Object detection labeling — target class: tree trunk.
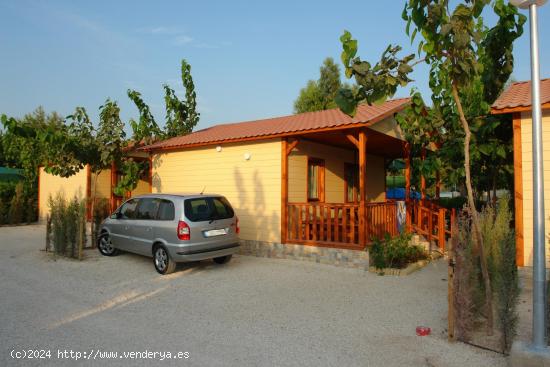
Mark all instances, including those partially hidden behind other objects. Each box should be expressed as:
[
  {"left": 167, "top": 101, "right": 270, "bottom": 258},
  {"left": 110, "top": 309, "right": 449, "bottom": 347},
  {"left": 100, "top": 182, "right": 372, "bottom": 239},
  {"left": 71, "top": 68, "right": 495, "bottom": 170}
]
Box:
[
  {"left": 90, "top": 171, "right": 101, "bottom": 248},
  {"left": 451, "top": 84, "right": 494, "bottom": 334}
]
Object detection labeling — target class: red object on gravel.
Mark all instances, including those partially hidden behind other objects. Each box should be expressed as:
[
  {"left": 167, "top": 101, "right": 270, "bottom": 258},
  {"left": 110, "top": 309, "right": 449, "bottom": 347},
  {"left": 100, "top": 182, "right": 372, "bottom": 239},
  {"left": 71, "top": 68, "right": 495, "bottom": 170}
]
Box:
[{"left": 416, "top": 326, "right": 431, "bottom": 336}]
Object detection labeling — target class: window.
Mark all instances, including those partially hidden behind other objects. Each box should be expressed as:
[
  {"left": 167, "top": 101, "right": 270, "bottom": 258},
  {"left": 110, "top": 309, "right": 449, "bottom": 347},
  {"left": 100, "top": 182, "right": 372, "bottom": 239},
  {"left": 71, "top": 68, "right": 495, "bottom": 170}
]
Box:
[
  {"left": 119, "top": 199, "right": 139, "bottom": 219},
  {"left": 345, "top": 163, "right": 360, "bottom": 203},
  {"left": 212, "top": 197, "right": 235, "bottom": 219},
  {"left": 157, "top": 199, "right": 175, "bottom": 221},
  {"left": 307, "top": 158, "right": 325, "bottom": 202},
  {"left": 135, "top": 198, "right": 159, "bottom": 220},
  {"left": 184, "top": 197, "right": 235, "bottom": 222}
]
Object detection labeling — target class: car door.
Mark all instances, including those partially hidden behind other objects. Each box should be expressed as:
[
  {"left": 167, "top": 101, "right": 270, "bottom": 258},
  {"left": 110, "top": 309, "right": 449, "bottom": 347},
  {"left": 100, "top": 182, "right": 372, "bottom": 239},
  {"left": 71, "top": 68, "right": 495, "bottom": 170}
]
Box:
[
  {"left": 110, "top": 198, "right": 139, "bottom": 251},
  {"left": 129, "top": 198, "right": 160, "bottom": 256}
]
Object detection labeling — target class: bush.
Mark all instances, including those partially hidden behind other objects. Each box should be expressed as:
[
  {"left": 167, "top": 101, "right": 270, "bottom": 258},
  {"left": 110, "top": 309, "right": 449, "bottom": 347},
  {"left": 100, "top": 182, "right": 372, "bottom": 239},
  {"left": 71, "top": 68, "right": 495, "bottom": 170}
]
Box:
[
  {"left": 92, "top": 198, "right": 110, "bottom": 246},
  {"left": 451, "top": 198, "right": 520, "bottom": 352},
  {"left": 0, "top": 199, "right": 6, "bottom": 225},
  {"left": 452, "top": 212, "right": 477, "bottom": 341},
  {"left": 370, "top": 232, "right": 427, "bottom": 269},
  {"left": 437, "top": 196, "right": 467, "bottom": 210},
  {"left": 7, "top": 182, "right": 25, "bottom": 224},
  {"left": 48, "top": 192, "right": 86, "bottom": 259}
]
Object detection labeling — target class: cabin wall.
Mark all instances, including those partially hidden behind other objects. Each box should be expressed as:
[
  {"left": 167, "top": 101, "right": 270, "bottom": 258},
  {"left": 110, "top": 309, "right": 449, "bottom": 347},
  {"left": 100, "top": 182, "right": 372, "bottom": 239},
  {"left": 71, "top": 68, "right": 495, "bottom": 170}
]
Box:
[
  {"left": 38, "top": 166, "right": 88, "bottom": 221},
  {"left": 151, "top": 139, "right": 282, "bottom": 243},
  {"left": 519, "top": 109, "right": 550, "bottom": 267}
]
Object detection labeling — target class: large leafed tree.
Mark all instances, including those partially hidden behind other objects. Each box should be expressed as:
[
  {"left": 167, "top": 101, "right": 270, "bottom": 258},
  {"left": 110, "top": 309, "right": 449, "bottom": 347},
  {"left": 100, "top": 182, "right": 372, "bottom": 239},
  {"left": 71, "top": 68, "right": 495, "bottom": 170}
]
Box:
[{"left": 336, "top": 0, "right": 525, "bottom": 333}]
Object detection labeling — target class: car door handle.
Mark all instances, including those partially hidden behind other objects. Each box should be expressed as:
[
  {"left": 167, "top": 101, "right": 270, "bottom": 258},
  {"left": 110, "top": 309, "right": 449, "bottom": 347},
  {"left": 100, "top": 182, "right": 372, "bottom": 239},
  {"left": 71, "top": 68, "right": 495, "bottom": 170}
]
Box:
[
  {"left": 146, "top": 227, "right": 152, "bottom": 232},
  {"left": 124, "top": 226, "right": 129, "bottom": 230}
]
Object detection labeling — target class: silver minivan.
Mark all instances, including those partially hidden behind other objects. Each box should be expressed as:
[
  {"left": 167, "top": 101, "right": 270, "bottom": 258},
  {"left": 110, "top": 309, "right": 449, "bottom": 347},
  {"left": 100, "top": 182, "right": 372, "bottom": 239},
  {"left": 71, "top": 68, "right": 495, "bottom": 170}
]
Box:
[{"left": 97, "top": 193, "right": 240, "bottom": 274}]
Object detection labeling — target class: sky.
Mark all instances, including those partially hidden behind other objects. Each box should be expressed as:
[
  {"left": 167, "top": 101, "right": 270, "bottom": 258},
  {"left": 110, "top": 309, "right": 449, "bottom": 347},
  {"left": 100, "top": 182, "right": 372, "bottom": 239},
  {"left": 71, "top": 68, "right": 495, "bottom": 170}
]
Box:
[{"left": 1, "top": 0, "right": 549, "bottom": 133}]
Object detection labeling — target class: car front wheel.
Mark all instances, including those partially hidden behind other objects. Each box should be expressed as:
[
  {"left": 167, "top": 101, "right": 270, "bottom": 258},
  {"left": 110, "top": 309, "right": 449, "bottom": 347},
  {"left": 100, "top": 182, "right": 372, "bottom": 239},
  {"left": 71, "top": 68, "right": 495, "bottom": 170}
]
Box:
[
  {"left": 154, "top": 245, "right": 176, "bottom": 275},
  {"left": 98, "top": 233, "right": 119, "bottom": 256}
]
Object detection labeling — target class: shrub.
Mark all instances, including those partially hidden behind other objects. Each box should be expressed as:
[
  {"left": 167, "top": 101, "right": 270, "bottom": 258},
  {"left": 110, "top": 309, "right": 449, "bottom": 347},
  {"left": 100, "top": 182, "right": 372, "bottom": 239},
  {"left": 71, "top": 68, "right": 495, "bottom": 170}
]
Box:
[
  {"left": 370, "top": 232, "right": 427, "bottom": 269},
  {"left": 451, "top": 197, "right": 520, "bottom": 352},
  {"left": 0, "top": 199, "right": 6, "bottom": 225},
  {"left": 481, "top": 198, "right": 519, "bottom": 353},
  {"left": 47, "top": 192, "right": 86, "bottom": 259},
  {"left": 92, "top": 198, "right": 110, "bottom": 246},
  {"left": 452, "top": 212, "right": 476, "bottom": 342},
  {"left": 437, "top": 196, "right": 467, "bottom": 210},
  {"left": 7, "top": 182, "right": 25, "bottom": 224}
]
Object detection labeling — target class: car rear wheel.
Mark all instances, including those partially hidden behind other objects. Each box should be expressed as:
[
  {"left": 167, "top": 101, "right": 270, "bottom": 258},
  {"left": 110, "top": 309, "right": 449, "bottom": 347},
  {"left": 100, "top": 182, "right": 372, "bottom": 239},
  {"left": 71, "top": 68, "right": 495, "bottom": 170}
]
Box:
[
  {"left": 98, "top": 233, "right": 119, "bottom": 256},
  {"left": 154, "top": 245, "right": 176, "bottom": 275},
  {"left": 213, "top": 255, "right": 232, "bottom": 265}
]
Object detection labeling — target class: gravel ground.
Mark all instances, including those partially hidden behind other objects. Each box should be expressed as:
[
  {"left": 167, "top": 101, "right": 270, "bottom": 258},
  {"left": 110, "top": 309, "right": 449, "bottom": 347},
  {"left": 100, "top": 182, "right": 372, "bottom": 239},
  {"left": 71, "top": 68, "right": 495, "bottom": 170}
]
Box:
[{"left": 0, "top": 225, "right": 506, "bottom": 367}]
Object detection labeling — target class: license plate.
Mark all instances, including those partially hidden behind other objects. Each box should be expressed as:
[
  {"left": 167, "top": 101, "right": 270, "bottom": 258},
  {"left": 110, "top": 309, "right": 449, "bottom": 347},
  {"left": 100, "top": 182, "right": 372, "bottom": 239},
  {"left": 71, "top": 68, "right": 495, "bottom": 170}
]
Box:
[{"left": 203, "top": 228, "right": 227, "bottom": 237}]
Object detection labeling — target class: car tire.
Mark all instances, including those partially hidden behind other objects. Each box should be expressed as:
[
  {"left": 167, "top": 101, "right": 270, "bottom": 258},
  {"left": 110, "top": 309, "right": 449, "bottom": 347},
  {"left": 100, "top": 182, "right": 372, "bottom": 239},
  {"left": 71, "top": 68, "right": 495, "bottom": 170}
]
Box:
[
  {"left": 153, "top": 245, "right": 176, "bottom": 275},
  {"left": 213, "top": 254, "right": 232, "bottom": 265},
  {"left": 98, "top": 232, "right": 119, "bottom": 256}
]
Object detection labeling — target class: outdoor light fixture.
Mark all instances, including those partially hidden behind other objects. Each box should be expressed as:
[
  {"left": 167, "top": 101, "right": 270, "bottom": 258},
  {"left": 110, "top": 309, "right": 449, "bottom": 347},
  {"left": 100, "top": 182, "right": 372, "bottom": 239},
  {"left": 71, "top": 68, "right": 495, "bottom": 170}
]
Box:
[
  {"left": 509, "top": 0, "right": 548, "bottom": 354},
  {"left": 510, "top": 0, "right": 547, "bottom": 8},
  {"left": 244, "top": 153, "right": 251, "bottom": 161},
  {"left": 216, "top": 146, "right": 222, "bottom": 152}
]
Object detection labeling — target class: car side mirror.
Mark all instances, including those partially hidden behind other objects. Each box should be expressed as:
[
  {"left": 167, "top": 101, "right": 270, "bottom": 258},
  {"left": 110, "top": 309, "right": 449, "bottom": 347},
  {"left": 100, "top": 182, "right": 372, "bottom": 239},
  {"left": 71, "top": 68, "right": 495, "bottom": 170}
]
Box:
[{"left": 110, "top": 212, "right": 121, "bottom": 219}]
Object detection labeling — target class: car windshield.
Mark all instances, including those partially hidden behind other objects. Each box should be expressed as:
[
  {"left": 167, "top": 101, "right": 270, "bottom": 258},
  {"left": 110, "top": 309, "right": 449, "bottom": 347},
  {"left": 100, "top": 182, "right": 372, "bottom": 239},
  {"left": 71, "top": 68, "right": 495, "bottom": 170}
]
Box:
[{"left": 184, "top": 197, "right": 234, "bottom": 222}]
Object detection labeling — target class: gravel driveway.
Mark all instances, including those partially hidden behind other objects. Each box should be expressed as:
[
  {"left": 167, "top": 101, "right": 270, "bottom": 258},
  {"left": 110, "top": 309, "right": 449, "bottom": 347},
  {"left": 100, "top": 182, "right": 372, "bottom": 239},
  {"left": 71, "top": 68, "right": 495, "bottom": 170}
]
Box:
[{"left": 0, "top": 225, "right": 505, "bottom": 367}]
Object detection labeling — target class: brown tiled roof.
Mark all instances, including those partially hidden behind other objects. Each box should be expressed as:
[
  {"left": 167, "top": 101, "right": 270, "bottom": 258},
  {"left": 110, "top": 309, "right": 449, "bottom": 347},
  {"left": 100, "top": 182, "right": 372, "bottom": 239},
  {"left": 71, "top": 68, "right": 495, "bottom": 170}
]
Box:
[
  {"left": 142, "top": 98, "right": 410, "bottom": 151},
  {"left": 492, "top": 78, "right": 550, "bottom": 113}
]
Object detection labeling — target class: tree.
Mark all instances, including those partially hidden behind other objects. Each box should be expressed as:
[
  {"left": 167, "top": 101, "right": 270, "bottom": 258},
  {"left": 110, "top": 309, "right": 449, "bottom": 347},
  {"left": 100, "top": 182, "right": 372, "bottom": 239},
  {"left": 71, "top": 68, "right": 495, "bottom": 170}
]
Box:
[
  {"left": 164, "top": 59, "right": 200, "bottom": 138},
  {"left": 336, "top": 0, "right": 525, "bottom": 333},
  {"left": 127, "top": 90, "right": 163, "bottom": 146},
  {"left": 294, "top": 57, "right": 347, "bottom": 113}
]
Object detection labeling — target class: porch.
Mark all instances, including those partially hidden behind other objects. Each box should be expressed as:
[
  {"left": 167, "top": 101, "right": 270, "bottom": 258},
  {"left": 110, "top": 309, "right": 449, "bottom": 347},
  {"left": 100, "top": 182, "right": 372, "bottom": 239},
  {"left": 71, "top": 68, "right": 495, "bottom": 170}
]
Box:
[{"left": 280, "top": 127, "right": 454, "bottom": 251}]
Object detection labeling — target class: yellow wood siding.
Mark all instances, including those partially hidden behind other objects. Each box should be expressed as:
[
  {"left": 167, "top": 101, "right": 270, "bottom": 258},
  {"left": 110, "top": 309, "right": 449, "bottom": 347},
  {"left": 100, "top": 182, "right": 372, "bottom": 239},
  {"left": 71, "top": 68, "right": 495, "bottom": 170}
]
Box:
[
  {"left": 90, "top": 169, "right": 111, "bottom": 199},
  {"left": 38, "top": 166, "right": 88, "bottom": 221},
  {"left": 131, "top": 177, "right": 151, "bottom": 196},
  {"left": 520, "top": 110, "right": 550, "bottom": 267},
  {"left": 151, "top": 139, "right": 281, "bottom": 243},
  {"left": 288, "top": 140, "right": 386, "bottom": 203}
]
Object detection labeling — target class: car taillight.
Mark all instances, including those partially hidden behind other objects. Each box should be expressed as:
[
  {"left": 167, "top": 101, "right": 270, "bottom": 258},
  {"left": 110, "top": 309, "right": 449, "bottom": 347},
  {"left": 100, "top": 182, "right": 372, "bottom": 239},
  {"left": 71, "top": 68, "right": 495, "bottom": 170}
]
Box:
[
  {"left": 235, "top": 217, "right": 240, "bottom": 234},
  {"left": 177, "top": 221, "right": 190, "bottom": 240}
]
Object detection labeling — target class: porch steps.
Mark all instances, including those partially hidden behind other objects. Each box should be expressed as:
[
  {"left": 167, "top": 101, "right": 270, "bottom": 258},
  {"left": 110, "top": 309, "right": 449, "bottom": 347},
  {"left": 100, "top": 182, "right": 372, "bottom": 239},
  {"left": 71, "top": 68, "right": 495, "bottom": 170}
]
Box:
[{"left": 411, "top": 234, "right": 445, "bottom": 257}]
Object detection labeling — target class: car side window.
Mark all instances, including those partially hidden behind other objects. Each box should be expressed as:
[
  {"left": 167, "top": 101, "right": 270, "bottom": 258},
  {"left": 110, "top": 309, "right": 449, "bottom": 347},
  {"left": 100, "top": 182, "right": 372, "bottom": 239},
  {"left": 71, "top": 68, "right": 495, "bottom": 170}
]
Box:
[
  {"left": 135, "top": 198, "right": 159, "bottom": 220},
  {"left": 120, "top": 199, "right": 139, "bottom": 219},
  {"left": 157, "top": 199, "right": 175, "bottom": 221}
]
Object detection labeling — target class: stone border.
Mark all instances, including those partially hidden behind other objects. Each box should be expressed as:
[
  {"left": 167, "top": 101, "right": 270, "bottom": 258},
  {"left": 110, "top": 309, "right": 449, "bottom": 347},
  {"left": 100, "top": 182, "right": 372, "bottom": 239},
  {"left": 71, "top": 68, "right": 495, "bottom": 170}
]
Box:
[{"left": 238, "top": 240, "right": 370, "bottom": 269}]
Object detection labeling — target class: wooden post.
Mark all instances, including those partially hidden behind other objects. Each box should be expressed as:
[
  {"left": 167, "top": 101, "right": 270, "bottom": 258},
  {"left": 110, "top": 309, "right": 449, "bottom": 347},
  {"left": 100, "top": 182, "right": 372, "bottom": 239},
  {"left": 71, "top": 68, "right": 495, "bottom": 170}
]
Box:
[
  {"left": 358, "top": 130, "right": 367, "bottom": 247},
  {"left": 281, "top": 138, "right": 289, "bottom": 244},
  {"left": 110, "top": 162, "right": 117, "bottom": 212},
  {"left": 438, "top": 208, "right": 445, "bottom": 250},
  {"left": 435, "top": 171, "right": 441, "bottom": 199},
  {"left": 78, "top": 214, "right": 84, "bottom": 261},
  {"left": 420, "top": 148, "right": 426, "bottom": 200},
  {"left": 448, "top": 219, "right": 457, "bottom": 341},
  {"left": 405, "top": 144, "right": 412, "bottom": 232}
]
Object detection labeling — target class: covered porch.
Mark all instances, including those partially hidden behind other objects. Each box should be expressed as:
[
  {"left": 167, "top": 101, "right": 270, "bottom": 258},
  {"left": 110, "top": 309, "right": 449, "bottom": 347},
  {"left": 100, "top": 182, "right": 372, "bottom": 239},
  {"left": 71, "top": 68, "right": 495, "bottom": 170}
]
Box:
[{"left": 280, "top": 127, "right": 454, "bottom": 251}]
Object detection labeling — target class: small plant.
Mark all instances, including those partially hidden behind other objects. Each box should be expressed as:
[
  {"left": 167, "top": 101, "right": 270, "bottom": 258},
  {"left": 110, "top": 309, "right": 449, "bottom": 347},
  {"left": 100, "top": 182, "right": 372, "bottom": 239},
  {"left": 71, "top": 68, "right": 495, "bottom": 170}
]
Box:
[
  {"left": 92, "top": 198, "right": 110, "bottom": 246},
  {"left": 25, "top": 197, "right": 37, "bottom": 223},
  {"left": 48, "top": 192, "right": 87, "bottom": 259},
  {"left": 0, "top": 199, "right": 6, "bottom": 225},
  {"left": 452, "top": 212, "right": 476, "bottom": 342},
  {"left": 370, "top": 232, "right": 427, "bottom": 270},
  {"left": 45, "top": 214, "right": 52, "bottom": 251},
  {"left": 7, "top": 182, "right": 24, "bottom": 224}
]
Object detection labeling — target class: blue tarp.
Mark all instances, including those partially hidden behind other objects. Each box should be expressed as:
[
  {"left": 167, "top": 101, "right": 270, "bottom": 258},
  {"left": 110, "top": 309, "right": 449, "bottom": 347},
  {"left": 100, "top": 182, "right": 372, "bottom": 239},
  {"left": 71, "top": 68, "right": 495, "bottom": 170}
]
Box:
[{"left": 386, "top": 188, "right": 421, "bottom": 200}]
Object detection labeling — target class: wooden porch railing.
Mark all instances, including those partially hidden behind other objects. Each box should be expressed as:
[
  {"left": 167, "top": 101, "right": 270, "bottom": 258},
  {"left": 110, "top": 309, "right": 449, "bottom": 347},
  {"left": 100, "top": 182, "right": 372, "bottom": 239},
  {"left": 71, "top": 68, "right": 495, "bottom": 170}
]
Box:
[
  {"left": 406, "top": 199, "right": 456, "bottom": 250},
  {"left": 286, "top": 201, "right": 398, "bottom": 249}
]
